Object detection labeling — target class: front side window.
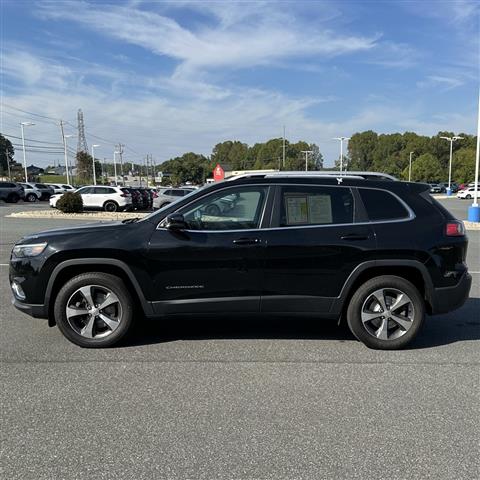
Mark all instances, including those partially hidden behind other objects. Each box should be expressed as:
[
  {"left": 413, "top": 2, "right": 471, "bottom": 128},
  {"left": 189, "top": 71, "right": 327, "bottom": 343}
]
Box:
[
  {"left": 359, "top": 188, "right": 409, "bottom": 221},
  {"left": 179, "top": 186, "right": 268, "bottom": 231},
  {"left": 279, "top": 185, "right": 354, "bottom": 227}
]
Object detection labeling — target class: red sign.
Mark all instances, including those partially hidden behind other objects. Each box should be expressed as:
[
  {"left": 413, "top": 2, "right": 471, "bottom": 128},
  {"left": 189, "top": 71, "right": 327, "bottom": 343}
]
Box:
[{"left": 213, "top": 164, "right": 225, "bottom": 181}]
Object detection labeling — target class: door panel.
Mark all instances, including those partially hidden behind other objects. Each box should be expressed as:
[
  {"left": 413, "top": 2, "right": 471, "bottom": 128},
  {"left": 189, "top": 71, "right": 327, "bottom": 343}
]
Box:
[
  {"left": 261, "top": 185, "right": 376, "bottom": 314},
  {"left": 146, "top": 185, "right": 271, "bottom": 314}
]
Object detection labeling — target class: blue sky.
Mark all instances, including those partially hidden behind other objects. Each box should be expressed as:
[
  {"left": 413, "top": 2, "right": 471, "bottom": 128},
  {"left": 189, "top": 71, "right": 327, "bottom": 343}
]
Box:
[{"left": 1, "top": 0, "right": 478, "bottom": 168}]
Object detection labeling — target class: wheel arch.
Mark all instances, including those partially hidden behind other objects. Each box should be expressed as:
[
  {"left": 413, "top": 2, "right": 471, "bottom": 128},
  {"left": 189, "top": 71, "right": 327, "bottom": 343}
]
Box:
[
  {"left": 45, "top": 258, "right": 153, "bottom": 326},
  {"left": 332, "top": 260, "right": 434, "bottom": 320}
]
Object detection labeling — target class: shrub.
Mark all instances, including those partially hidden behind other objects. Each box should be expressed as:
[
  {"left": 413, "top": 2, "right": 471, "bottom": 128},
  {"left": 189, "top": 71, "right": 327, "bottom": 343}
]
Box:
[{"left": 56, "top": 191, "right": 83, "bottom": 213}]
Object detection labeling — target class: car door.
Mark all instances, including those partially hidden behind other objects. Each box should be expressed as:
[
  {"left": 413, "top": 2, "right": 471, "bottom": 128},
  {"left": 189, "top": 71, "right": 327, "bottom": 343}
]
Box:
[
  {"left": 76, "top": 187, "right": 95, "bottom": 207},
  {"left": 261, "top": 184, "right": 376, "bottom": 314},
  {"left": 146, "top": 184, "right": 272, "bottom": 315}
]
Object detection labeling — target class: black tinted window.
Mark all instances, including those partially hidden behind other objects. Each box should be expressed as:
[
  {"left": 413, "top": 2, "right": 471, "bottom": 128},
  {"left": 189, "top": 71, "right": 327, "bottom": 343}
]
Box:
[
  {"left": 359, "top": 189, "right": 409, "bottom": 221},
  {"left": 171, "top": 190, "right": 184, "bottom": 197},
  {"left": 0, "top": 182, "right": 15, "bottom": 187},
  {"left": 94, "top": 187, "right": 114, "bottom": 194},
  {"left": 279, "top": 186, "right": 354, "bottom": 226},
  {"left": 35, "top": 184, "right": 47, "bottom": 189}
]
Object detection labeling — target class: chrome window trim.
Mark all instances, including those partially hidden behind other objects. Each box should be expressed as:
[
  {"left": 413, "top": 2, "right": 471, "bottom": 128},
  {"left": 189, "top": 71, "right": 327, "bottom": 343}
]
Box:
[{"left": 156, "top": 182, "right": 415, "bottom": 232}]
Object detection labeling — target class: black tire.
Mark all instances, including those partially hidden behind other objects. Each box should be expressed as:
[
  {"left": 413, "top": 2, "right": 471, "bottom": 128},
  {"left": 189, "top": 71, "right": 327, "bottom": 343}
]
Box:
[
  {"left": 466, "top": 194, "right": 472, "bottom": 199},
  {"left": 206, "top": 204, "right": 221, "bottom": 216},
  {"left": 7, "top": 193, "right": 19, "bottom": 203},
  {"left": 104, "top": 201, "right": 118, "bottom": 212},
  {"left": 346, "top": 275, "right": 425, "bottom": 350},
  {"left": 54, "top": 272, "right": 133, "bottom": 348},
  {"left": 26, "top": 193, "right": 37, "bottom": 202}
]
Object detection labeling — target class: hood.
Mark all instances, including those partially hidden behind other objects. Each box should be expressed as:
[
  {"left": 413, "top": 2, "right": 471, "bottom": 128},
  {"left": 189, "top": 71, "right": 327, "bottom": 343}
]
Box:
[{"left": 19, "top": 221, "right": 125, "bottom": 243}]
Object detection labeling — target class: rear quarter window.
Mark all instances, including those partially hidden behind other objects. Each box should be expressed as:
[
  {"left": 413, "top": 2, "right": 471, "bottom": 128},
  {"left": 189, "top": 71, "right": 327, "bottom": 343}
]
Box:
[{"left": 359, "top": 188, "right": 410, "bottom": 221}]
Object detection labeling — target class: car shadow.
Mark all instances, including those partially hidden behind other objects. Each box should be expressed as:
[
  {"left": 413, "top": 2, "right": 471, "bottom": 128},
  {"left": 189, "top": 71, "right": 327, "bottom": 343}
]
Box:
[{"left": 121, "top": 297, "right": 480, "bottom": 349}]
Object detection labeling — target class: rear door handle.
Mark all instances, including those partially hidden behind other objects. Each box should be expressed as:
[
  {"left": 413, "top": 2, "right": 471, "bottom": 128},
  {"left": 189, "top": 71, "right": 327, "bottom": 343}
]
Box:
[
  {"left": 233, "top": 238, "right": 260, "bottom": 245},
  {"left": 340, "top": 234, "right": 369, "bottom": 241}
]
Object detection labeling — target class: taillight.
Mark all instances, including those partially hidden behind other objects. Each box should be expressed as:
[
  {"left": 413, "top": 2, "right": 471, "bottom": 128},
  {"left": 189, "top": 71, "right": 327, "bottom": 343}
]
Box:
[{"left": 446, "top": 222, "right": 465, "bottom": 236}]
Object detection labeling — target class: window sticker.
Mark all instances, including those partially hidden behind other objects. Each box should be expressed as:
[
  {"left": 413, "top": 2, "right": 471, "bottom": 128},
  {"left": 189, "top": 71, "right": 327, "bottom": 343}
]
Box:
[
  {"left": 308, "top": 195, "right": 332, "bottom": 224},
  {"left": 285, "top": 196, "right": 308, "bottom": 224}
]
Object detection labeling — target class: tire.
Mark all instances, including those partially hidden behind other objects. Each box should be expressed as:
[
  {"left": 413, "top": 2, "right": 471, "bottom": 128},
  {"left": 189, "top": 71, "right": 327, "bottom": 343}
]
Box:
[
  {"left": 466, "top": 194, "right": 472, "bottom": 199},
  {"left": 160, "top": 202, "right": 171, "bottom": 209},
  {"left": 7, "top": 193, "right": 19, "bottom": 203},
  {"left": 346, "top": 275, "right": 425, "bottom": 350},
  {"left": 206, "top": 204, "right": 221, "bottom": 216},
  {"left": 26, "top": 193, "right": 37, "bottom": 202},
  {"left": 54, "top": 272, "right": 133, "bottom": 348},
  {"left": 104, "top": 201, "right": 118, "bottom": 212}
]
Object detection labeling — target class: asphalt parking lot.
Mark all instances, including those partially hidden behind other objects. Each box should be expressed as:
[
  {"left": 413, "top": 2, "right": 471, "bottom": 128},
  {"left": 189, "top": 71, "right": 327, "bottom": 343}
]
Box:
[{"left": 1, "top": 199, "right": 479, "bottom": 480}]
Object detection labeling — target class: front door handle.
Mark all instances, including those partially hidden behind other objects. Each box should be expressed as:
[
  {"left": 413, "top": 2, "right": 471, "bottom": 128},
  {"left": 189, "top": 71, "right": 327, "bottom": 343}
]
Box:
[
  {"left": 233, "top": 238, "right": 260, "bottom": 245},
  {"left": 340, "top": 233, "right": 369, "bottom": 241}
]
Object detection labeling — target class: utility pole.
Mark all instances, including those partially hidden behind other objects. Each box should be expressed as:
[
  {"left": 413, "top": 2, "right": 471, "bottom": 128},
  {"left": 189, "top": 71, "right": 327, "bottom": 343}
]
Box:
[
  {"left": 91, "top": 144, "right": 100, "bottom": 185},
  {"left": 59, "top": 120, "right": 72, "bottom": 185},
  {"left": 116, "top": 144, "right": 125, "bottom": 186},
  {"left": 282, "top": 125, "right": 286, "bottom": 168},
  {"left": 152, "top": 156, "right": 156, "bottom": 185},
  {"left": 408, "top": 151, "right": 414, "bottom": 182},
  {"left": 5, "top": 152, "right": 11, "bottom": 180},
  {"left": 113, "top": 149, "right": 118, "bottom": 186},
  {"left": 20, "top": 121, "right": 35, "bottom": 182}
]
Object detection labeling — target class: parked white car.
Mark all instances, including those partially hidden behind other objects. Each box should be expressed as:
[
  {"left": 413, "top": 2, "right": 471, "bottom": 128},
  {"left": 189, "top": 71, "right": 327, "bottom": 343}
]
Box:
[
  {"left": 153, "top": 187, "right": 195, "bottom": 210},
  {"left": 457, "top": 187, "right": 477, "bottom": 199},
  {"left": 50, "top": 185, "right": 132, "bottom": 212},
  {"left": 46, "top": 183, "right": 75, "bottom": 194}
]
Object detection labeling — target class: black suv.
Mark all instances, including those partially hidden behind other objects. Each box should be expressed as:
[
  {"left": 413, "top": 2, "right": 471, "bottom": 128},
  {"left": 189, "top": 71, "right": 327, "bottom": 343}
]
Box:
[{"left": 10, "top": 174, "right": 471, "bottom": 349}]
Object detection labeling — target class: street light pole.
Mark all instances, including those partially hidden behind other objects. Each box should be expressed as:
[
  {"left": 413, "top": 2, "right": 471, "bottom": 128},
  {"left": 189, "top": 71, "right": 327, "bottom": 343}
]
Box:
[
  {"left": 409, "top": 151, "right": 414, "bottom": 182},
  {"left": 333, "top": 137, "right": 350, "bottom": 173},
  {"left": 301, "top": 150, "right": 313, "bottom": 171},
  {"left": 282, "top": 125, "right": 286, "bottom": 168},
  {"left": 91, "top": 144, "right": 100, "bottom": 185},
  {"left": 20, "top": 122, "right": 34, "bottom": 182},
  {"left": 440, "top": 135, "right": 463, "bottom": 195}
]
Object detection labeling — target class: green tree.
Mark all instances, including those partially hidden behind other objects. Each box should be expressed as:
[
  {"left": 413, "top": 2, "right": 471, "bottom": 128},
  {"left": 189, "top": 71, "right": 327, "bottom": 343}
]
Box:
[
  {"left": 0, "top": 133, "right": 15, "bottom": 175},
  {"left": 452, "top": 148, "right": 476, "bottom": 184},
  {"left": 347, "top": 131, "right": 378, "bottom": 171},
  {"left": 211, "top": 141, "right": 249, "bottom": 170},
  {"left": 159, "top": 152, "right": 209, "bottom": 185},
  {"left": 76, "top": 151, "right": 93, "bottom": 184},
  {"left": 403, "top": 153, "right": 443, "bottom": 182}
]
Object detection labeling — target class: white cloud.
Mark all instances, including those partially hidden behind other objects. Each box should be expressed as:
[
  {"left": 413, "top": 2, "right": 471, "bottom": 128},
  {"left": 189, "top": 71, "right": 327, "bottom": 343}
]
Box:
[
  {"left": 417, "top": 75, "right": 464, "bottom": 90},
  {"left": 37, "top": 1, "right": 378, "bottom": 74}
]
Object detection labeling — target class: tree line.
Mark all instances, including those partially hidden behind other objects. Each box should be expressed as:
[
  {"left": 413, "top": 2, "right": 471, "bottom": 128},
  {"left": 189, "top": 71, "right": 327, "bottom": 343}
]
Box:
[{"left": 1, "top": 131, "right": 477, "bottom": 185}]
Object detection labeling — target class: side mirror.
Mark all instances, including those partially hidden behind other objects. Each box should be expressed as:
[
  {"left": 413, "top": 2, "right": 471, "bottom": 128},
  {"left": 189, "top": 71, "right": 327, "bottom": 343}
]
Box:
[{"left": 165, "top": 213, "right": 187, "bottom": 230}]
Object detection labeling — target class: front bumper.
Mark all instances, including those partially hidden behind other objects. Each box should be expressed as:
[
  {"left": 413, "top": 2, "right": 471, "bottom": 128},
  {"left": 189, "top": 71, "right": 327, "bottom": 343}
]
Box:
[
  {"left": 430, "top": 272, "right": 472, "bottom": 314},
  {"left": 12, "top": 297, "right": 48, "bottom": 319}
]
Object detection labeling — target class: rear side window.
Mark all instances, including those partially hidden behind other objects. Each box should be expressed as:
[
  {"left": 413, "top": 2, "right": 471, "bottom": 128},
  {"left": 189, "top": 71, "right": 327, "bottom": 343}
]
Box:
[
  {"left": 359, "top": 188, "right": 409, "bottom": 221},
  {"left": 94, "top": 187, "right": 114, "bottom": 194},
  {"left": 279, "top": 186, "right": 354, "bottom": 226},
  {"left": 0, "top": 182, "right": 15, "bottom": 187}
]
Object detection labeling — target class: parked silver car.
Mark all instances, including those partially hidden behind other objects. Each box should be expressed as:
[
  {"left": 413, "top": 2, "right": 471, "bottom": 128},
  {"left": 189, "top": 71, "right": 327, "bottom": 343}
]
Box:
[{"left": 153, "top": 187, "right": 195, "bottom": 209}]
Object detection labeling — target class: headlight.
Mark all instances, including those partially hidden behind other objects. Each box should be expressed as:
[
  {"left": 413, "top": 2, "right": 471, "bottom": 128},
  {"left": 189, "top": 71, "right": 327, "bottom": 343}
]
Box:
[{"left": 12, "top": 242, "right": 48, "bottom": 258}]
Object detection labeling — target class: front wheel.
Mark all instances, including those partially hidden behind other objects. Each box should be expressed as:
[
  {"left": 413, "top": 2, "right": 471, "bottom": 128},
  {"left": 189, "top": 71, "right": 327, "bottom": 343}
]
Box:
[
  {"left": 26, "top": 193, "right": 37, "bottom": 202},
  {"left": 54, "top": 273, "right": 133, "bottom": 348},
  {"left": 347, "top": 275, "right": 425, "bottom": 350},
  {"left": 466, "top": 194, "right": 472, "bottom": 199},
  {"left": 104, "top": 201, "right": 118, "bottom": 212}
]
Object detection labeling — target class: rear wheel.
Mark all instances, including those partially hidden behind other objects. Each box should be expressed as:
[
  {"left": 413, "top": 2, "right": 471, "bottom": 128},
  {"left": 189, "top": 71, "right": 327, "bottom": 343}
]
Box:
[
  {"left": 466, "top": 194, "right": 472, "bottom": 199},
  {"left": 104, "top": 201, "right": 118, "bottom": 212},
  {"left": 54, "top": 273, "right": 133, "bottom": 348},
  {"left": 347, "top": 275, "right": 425, "bottom": 350},
  {"left": 26, "top": 193, "right": 37, "bottom": 202}
]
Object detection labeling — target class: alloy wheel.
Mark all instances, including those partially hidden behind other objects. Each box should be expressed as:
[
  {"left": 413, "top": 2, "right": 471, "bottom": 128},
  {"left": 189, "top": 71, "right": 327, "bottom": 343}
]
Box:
[
  {"left": 360, "top": 288, "right": 415, "bottom": 341},
  {"left": 66, "top": 285, "right": 122, "bottom": 339}
]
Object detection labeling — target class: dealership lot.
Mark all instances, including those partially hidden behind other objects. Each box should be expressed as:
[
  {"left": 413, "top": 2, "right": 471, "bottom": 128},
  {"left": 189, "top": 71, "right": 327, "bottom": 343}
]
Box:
[{"left": 1, "top": 199, "right": 479, "bottom": 479}]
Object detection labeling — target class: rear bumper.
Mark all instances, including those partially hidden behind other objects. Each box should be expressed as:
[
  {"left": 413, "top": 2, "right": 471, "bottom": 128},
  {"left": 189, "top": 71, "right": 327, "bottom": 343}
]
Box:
[
  {"left": 430, "top": 272, "right": 472, "bottom": 314},
  {"left": 12, "top": 297, "right": 48, "bottom": 319}
]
